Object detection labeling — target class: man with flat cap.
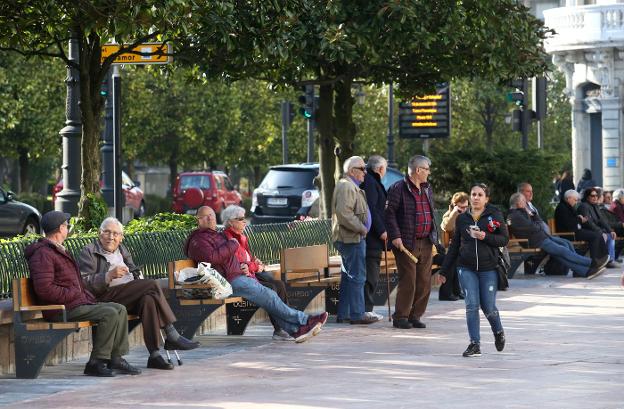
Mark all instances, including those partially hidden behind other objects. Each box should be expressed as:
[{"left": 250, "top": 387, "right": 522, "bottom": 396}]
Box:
[{"left": 24, "top": 211, "right": 141, "bottom": 377}]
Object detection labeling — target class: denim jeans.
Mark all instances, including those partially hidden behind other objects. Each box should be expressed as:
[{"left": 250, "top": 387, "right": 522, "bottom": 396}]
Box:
[
  {"left": 606, "top": 233, "right": 616, "bottom": 262},
  {"left": 335, "top": 240, "right": 366, "bottom": 321},
  {"left": 231, "top": 275, "right": 308, "bottom": 335},
  {"left": 540, "top": 236, "right": 591, "bottom": 276},
  {"left": 457, "top": 268, "right": 503, "bottom": 344}
]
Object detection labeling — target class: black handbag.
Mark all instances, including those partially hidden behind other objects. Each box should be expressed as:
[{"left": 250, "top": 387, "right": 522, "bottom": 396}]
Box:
[{"left": 496, "top": 247, "right": 510, "bottom": 291}]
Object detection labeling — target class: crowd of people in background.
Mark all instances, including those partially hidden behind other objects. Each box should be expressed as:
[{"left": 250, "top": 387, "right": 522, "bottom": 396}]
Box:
[{"left": 23, "top": 158, "right": 624, "bottom": 378}]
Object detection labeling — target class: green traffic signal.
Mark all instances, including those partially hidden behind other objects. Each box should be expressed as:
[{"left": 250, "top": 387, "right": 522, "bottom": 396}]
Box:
[{"left": 299, "top": 107, "right": 312, "bottom": 119}]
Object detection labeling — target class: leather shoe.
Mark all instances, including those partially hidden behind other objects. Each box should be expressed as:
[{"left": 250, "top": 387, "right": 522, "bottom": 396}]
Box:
[
  {"left": 410, "top": 318, "right": 426, "bottom": 328},
  {"left": 350, "top": 315, "right": 379, "bottom": 325},
  {"left": 164, "top": 336, "right": 201, "bottom": 351},
  {"left": 392, "top": 318, "right": 412, "bottom": 329},
  {"left": 439, "top": 294, "right": 460, "bottom": 301},
  {"left": 110, "top": 357, "right": 142, "bottom": 375},
  {"left": 147, "top": 355, "right": 174, "bottom": 370},
  {"left": 84, "top": 360, "right": 114, "bottom": 377}
]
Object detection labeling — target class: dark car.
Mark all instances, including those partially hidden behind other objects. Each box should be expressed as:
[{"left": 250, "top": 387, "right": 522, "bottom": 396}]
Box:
[
  {"left": 251, "top": 163, "right": 319, "bottom": 224},
  {"left": 0, "top": 188, "right": 41, "bottom": 237},
  {"left": 171, "top": 171, "right": 242, "bottom": 220}
]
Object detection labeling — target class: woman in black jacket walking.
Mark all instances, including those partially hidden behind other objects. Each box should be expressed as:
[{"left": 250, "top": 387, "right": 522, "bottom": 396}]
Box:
[{"left": 439, "top": 183, "right": 509, "bottom": 357}]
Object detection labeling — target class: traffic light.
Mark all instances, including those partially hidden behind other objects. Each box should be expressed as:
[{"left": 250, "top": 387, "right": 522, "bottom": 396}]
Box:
[
  {"left": 100, "top": 77, "right": 109, "bottom": 97},
  {"left": 506, "top": 78, "right": 527, "bottom": 108},
  {"left": 298, "top": 85, "right": 315, "bottom": 119},
  {"left": 287, "top": 102, "right": 296, "bottom": 125}
]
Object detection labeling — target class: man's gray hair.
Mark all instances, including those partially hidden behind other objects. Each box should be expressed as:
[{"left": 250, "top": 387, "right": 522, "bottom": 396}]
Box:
[
  {"left": 367, "top": 155, "right": 387, "bottom": 172},
  {"left": 564, "top": 189, "right": 579, "bottom": 200},
  {"left": 99, "top": 217, "right": 124, "bottom": 233},
  {"left": 407, "top": 155, "right": 431, "bottom": 175},
  {"left": 343, "top": 156, "right": 364, "bottom": 174},
  {"left": 613, "top": 188, "right": 624, "bottom": 201},
  {"left": 509, "top": 192, "right": 525, "bottom": 209},
  {"left": 517, "top": 182, "right": 531, "bottom": 192},
  {"left": 221, "top": 205, "right": 246, "bottom": 227}
]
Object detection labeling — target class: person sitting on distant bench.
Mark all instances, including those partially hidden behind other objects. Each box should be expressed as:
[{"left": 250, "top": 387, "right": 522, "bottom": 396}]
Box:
[
  {"left": 78, "top": 217, "right": 200, "bottom": 371},
  {"left": 185, "top": 206, "right": 328, "bottom": 343},
  {"left": 507, "top": 193, "right": 607, "bottom": 279},
  {"left": 578, "top": 187, "right": 620, "bottom": 268},
  {"left": 554, "top": 189, "right": 609, "bottom": 267}
]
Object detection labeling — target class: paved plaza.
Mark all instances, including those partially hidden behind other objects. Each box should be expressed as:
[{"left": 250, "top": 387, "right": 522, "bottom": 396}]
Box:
[{"left": 1, "top": 270, "right": 623, "bottom": 409}]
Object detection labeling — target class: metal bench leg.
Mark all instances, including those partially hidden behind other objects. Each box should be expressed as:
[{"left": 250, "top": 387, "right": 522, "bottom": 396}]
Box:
[
  {"left": 14, "top": 325, "right": 75, "bottom": 379},
  {"left": 226, "top": 300, "right": 260, "bottom": 335},
  {"left": 167, "top": 291, "right": 223, "bottom": 339},
  {"left": 373, "top": 271, "right": 398, "bottom": 307},
  {"left": 285, "top": 285, "right": 325, "bottom": 312}
]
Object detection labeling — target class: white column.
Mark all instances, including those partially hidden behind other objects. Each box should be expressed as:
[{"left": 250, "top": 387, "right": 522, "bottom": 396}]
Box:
[
  {"left": 600, "top": 97, "right": 622, "bottom": 189},
  {"left": 571, "top": 97, "right": 590, "bottom": 185}
]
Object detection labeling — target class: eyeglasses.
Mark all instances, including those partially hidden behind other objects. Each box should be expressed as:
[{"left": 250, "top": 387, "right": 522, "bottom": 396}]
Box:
[
  {"left": 101, "top": 229, "right": 122, "bottom": 238},
  {"left": 589, "top": 194, "right": 599, "bottom": 197},
  {"left": 233, "top": 217, "right": 246, "bottom": 222},
  {"left": 352, "top": 167, "right": 366, "bottom": 172},
  {"left": 418, "top": 167, "right": 430, "bottom": 172}
]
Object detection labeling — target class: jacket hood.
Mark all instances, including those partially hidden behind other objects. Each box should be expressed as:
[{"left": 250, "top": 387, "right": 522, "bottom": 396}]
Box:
[
  {"left": 582, "top": 168, "right": 592, "bottom": 180},
  {"left": 24, "top": 238, "right": 55, "bottom": 260}
]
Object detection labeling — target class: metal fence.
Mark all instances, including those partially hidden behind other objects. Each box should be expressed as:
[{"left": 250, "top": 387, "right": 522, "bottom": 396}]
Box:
[{"left": 0, "top": 219, "right": 337, "bottom": 300}]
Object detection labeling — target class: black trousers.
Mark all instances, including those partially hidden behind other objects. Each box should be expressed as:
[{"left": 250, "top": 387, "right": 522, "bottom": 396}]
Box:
[
  {"left": 573, "top": 229, "right": 607, "bottom": 262},
  {"left": 256, "top": 271, "right": 289, "bottom": 331}
]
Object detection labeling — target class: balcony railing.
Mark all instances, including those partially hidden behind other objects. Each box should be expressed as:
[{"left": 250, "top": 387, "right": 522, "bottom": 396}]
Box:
[{"left": 544, "top": 4, "right": 624, "bottom": 52}]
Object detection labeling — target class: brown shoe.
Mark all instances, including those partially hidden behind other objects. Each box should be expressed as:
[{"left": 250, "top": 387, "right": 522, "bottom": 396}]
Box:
[{"left": 350, "top": 315, "right": 379, "bottom": 325}]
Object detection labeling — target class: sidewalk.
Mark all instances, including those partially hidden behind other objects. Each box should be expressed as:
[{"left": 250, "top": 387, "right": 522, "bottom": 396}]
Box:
[{"left": 1, "top": 270, "right": 623, "bottom": 409}]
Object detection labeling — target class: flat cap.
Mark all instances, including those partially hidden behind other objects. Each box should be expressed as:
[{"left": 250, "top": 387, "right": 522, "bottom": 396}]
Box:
[{"left": 41, "top": 211, "right": 71, "bottom": 234}]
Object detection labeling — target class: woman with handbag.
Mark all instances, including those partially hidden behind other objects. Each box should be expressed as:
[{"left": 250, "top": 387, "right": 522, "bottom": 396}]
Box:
[{"left": 438, "top": 183, "right": 509, "bottom": 357}]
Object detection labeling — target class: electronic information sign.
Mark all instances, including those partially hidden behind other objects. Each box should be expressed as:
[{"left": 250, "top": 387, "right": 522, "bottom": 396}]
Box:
[{"left": 398, "top": 84, "right": 450, "bottom": 139}]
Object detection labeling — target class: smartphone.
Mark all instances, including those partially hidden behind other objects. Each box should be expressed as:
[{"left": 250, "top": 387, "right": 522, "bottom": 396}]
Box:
[{"left": 467, "top": 225, "right": 480, "bottom": 238}]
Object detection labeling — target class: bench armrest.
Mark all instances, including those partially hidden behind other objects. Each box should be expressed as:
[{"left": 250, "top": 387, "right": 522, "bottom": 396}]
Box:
[{"left": 20, "top": 304, "right": 66, "bottom": 312}]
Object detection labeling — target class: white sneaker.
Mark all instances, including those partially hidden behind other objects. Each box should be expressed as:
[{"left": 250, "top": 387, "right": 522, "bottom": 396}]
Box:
[
  {"left": 272, "top": 329, "right": 294, "bottom": 341},
  {"left": 365, "top": 311, "right": 384, "bottom": 321}
]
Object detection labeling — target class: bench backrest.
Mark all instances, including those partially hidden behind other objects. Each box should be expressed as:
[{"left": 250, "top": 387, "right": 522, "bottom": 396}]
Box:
[
  {"left": 280, "top": 244, "right": 329, "bottom": 280},
  {"left": 167, "top": 259, "right": 198, "bottom": 289},
  {"left": 11, "top": 278, "right": 35, "bottom": 312}
]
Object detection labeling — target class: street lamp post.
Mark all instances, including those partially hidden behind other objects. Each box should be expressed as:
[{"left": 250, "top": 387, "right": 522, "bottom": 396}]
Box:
[
  {"left": 55, "top": 32, "right": 81, "bottom": 215},
  {"left": 387, "top": 82, "right": 397, "bottom": 169}
]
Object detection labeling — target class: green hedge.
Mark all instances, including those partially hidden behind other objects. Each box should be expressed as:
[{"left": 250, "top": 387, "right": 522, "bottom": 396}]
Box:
[
  {"left": 430, "top": 147, "right": 566, "bottom": 219},
  {"left": 144, "top": 194, "right": 172, "bottom": 216}
]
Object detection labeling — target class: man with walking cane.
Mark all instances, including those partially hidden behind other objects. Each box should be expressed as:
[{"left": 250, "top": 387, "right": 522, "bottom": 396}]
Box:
[{"left": 385, "top": 155, "right": 440, "bottom": 329}]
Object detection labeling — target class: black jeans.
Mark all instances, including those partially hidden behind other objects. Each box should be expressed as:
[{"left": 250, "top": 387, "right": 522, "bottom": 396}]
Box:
[{"left": 364, "top": 249, "right": 382, "bottom": 312}]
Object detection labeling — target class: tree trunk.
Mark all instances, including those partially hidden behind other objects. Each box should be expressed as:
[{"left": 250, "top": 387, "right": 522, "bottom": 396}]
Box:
[
  {"left": 77, "top": 30, "right": 104, "bottom": 220},
  {"left": 168, "top": 141, "right": 179, "bottom": 197},
  {"left": 333, "top": 77, "right": 357, "bottom": 177},
  {"left": 317, "top": 83, "right": 336, "bottom": 219},
  {"left": 17, "top": 146, "right": 30, "bottom": 193}
]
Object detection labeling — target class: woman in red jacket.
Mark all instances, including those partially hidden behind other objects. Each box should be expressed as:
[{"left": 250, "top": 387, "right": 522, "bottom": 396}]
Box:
[{"left": 222, "top": 205, "right": 292, "bottom": 341}]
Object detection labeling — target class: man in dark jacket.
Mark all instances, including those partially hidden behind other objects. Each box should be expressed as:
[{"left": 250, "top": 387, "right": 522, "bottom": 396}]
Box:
[
  {"left": 579, "top": 187, "right": 619, "bottom": 268},
  {"left": 24, "top": 211, "right": 141, "bottom": 377},
  {"left": 360, "top": 155, "right": 388, "bottom": 320},
  {"left": 384, "top": 155, "right": 438, "bottom": 329},
  {"left": 185, "top": 206, "right": 327, "bottom": 343},
  {"left": 554, "top": 190, "right": 608, "bottom": 266},
  {"left": 78, "top": 217, "right": 199, "bottom": 371},
  {"left": 507, "top": 194, "right": 606, "bottom": 279}
]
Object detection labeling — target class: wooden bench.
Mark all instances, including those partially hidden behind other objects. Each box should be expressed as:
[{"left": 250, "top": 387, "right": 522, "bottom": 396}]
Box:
[
  {"left": 506, "top": 238, "right": 549, "bottom": 278},
  {"left": 167, "top": 259, "right": 248, "bottom": 337},
  {"left": 12, "top": 278, "right": 140, "bottom": 379}
]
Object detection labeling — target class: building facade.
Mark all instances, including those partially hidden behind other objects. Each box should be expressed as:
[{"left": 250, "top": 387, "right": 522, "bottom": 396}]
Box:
[{"left": 544, "top": 0, "right": 624, "bottom": 190}]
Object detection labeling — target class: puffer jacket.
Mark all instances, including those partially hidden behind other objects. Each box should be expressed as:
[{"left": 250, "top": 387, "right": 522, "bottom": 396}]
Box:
[
  {"left": 331, "top": 177, "right": 369, "bottom": 243},
  {"left": 77, "top": 240, "right": 140, "bottom": 297},
  {"left": 440, "top": 204, "right": 509, "bottom": 275},
  {"left": 184, "top": 227, "right": 243, "bottom": 283},
  {"left": 24, "top": 238, "right": 96, "bottom": 320}
]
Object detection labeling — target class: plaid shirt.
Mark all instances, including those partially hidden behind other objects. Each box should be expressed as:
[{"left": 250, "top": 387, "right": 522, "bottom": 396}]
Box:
[{"left": 409, "top": 184, "right": 432, "bottom": 238}]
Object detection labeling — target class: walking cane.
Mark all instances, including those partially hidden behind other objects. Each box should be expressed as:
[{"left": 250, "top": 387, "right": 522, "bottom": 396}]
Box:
[
  {"left": 160, "top": 331, "right": 182, "bottom": 366},
  {"left": 384, "top": 239, "right": 391, "bottom": 322}
]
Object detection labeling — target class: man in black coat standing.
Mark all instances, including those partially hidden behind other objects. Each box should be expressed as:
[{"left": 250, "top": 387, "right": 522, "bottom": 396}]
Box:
[{"left": 360, "top": 155, "right": 388, "bottom": 321}]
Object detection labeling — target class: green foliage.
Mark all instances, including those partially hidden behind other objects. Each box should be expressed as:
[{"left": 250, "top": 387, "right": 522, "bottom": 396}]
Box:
[
  {"left": 16, "top": 192, "right": 51, "bottom": 214},
  {"left": 72, "top": 193, "right": 108, "bottom": 233},
  {"left": 144, "top": 194, "right": 172, "bottom": 216},
  {"left": 241, "top": 197, "right": 253, "bottom": 214},
  {"left": 430, "top": 146, "right": 566, "bottom": 218},
  {"left": 125, "top": 212, "right": 196, "bottom": 234}
]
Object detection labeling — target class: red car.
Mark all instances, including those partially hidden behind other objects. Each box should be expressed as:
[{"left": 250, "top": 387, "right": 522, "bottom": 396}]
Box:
[
  {"left": 52, "top": 170, "right": 146, "bottom": 217},
  {"left": 171, "top": 171, "right": 242, "bottom": 220}
]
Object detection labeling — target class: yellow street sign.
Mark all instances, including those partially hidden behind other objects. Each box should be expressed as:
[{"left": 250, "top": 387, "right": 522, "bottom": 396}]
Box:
[{"left": 101, "top": 43, "right": 173, "bottom": 65}]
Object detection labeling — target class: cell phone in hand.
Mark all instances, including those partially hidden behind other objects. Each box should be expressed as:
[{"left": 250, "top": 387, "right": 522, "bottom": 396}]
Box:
[{"left": 467, "top": 225, "right": 480, "bottom": 238}]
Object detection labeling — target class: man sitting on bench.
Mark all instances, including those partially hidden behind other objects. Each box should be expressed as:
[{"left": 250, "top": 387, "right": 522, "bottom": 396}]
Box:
[
  {"left": 24, "top": 211, "right": 141, "bottom": 377},
  {"left": 185, "top": 206, "right": 327, "bottom": 343},
  {"left": 507, "top": 193, "right": 607, "bottom": 279},
  {"left": 78, "top": 217, "right": 200, "bottom": 371}
]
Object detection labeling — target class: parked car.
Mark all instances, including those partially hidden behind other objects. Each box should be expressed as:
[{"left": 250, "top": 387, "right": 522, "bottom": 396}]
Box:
[
  {"left": 0, "top": 188, "right": 41, "bottom": 237},
  {"left": 382, "top": 167, "right": 404, "bottom": 190},
  {"left": 52, "top": 170, "right": 146, "bottom": 217},
  {"left": 251, "top": 163, "right": 319, "bottom": 224},
  {"left": 171, "top": 171, "right": 242, "bottom": 220}
]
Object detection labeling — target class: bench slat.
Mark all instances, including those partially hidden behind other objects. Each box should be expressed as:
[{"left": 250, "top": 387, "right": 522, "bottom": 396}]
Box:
[{"left": 20, "top": 305, "right": 65, "bottom": 312}]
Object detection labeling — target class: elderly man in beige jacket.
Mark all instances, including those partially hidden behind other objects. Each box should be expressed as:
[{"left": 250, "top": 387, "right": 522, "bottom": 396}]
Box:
[{"left": 332, "top": 156, "right": 379, "bottom": 325}]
